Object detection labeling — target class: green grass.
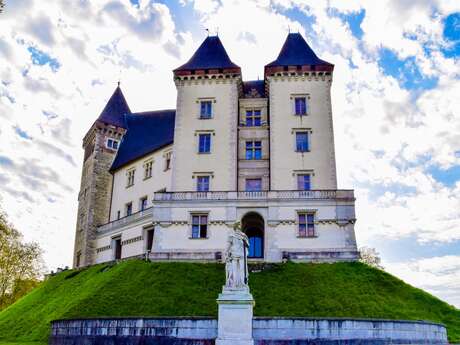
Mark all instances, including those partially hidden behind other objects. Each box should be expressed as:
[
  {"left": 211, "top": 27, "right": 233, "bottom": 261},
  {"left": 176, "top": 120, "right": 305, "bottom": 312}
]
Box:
[{"left": 0, "top": 260, "right": 458, "bottom": 343}]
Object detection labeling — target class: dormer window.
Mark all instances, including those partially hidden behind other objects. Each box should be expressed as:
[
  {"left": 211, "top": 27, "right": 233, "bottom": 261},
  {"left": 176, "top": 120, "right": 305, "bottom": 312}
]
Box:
[
  {"left": 107, "top": 138, "right": 119, "bottom": 150},
  {"left": 200, "top": 100, "right": 213, "bottom": 119}
]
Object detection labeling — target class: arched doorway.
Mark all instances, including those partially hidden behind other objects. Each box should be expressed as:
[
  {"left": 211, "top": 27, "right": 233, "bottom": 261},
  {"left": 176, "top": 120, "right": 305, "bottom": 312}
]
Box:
[{"left": 241, "top": 212, "right": 264, "bottom": 259}]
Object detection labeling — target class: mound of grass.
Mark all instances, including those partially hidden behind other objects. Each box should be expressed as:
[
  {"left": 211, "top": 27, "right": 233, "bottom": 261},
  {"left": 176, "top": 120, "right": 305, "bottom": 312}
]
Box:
[{"left": 0, "top": 260, "right": 458, "bottom": 343}]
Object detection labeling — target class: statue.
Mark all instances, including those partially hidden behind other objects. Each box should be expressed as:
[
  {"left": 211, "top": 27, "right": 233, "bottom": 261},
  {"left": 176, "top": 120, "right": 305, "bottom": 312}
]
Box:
[{"left": 225, "top": 221, "right": 249, "bottom": 289}]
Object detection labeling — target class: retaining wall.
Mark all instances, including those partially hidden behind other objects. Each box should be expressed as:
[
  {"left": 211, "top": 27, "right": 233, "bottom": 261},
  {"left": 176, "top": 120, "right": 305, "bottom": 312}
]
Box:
[{"left": 49, "top": 317, "right": 449, "bottom": 345}]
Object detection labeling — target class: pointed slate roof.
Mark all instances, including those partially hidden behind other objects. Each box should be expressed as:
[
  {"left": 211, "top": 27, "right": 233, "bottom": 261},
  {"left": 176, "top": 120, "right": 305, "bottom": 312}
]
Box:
[
  {"left": 266, "top": 33, "right": 333, "bottom": 68},
  {"left": 97, "top": 85, "right": 131, "bottom": 128},
  {"left": 110, "top": 110, "right": 175, "bottom": 172},
  {"left": 174, "top": 36, "right": 240, "bottom": 72}
]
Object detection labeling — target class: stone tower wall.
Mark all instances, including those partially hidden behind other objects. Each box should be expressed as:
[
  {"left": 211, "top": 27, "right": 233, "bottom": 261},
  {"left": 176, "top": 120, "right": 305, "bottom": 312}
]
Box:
[{"left": 72, "top": 122, "right": 125, "bottom": 268}]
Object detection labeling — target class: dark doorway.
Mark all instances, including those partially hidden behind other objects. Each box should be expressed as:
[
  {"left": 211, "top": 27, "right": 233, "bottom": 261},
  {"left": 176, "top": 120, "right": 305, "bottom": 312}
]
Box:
[
  {"left": 241, "top": 212, "right": 264, "bottom": 259},
  {"left": 114, "top": 237, "right": 122, "bottom": 260},
  {"left": 146, "top": 228, "right": 154, "bottom": 252}
]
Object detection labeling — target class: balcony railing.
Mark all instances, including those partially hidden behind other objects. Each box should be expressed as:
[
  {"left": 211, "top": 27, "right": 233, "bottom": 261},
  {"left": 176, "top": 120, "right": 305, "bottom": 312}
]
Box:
[
  {"left": 97, "top": 207, "right": 153, "bottom": 234},
  {"left": 153, "top": 190, "right": 354, "bottom": 202}
]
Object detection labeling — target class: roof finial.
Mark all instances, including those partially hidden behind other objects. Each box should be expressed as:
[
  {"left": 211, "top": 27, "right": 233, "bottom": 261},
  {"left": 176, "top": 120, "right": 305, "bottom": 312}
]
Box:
[
  {"left": 205, "top": 28, "right": 209, "bottom": 36},
  {"left": 216, "top": 27, "right": 219, "bottom": 36},
  {"left": 288, "top": 26, "right": 290, "bottom": 34},
  {"left": 118, "top": 68, "right": 122, "bottom": 87}
]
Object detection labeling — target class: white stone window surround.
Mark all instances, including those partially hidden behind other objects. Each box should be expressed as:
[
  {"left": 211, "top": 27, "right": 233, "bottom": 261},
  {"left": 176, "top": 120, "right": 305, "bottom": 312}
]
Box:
[
  {"left": 163, "top": 150, "right": 172, "bottom": 171},
  {"left": 139, "top": 195, "right": 148, "bottom": 211},
  {"left": 290, "top": 93, "right": 311, "bottom": 116},
  {"left": 106, "top": 137, "right": 119, "bottom": 150},
  {"left": 296, "top": 209, "right": 318, "bottom": 238},
  {"left": 143, "top": 159, "right": 154, "bottom": 180},
  {"left": 196, "top": 97, "right": 216, "bottom": 119},
  {"left": 143, "top": 224, "right": 155, "bottom": 252},
  {"left": 126, "top": 168, "right": 136, "bottom": 188},
  {"left": 292, "top": 169, "right": 315, "bottom": 190},
  {"left": 195, "top": 130, "right": 215, "bottom": 154},
  {"left": 125, "top": 201, "right": 133, "bottom": 217},
  {"left": 189, "top": 211, "right": 210, "bottom": 239},
  {"left": 292, "top": 128, "right": 313, "bottom": 153},
  {"left": 192, "top": 171, "right": 214, "bottom": 191},
  {"left": 111, "top": 234, "right": 122, "bottom": 260}
]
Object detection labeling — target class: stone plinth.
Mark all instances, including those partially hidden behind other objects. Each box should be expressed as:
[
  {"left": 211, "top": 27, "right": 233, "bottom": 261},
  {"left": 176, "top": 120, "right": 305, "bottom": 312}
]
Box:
[{"left": 216, "top": 287, "right": 255, "bottom": 345}]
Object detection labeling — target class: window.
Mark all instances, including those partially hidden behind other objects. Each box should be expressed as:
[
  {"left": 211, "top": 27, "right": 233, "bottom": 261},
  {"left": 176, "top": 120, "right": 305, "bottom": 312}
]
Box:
[
  {"left": 197, "top": 176, "right": 210, "bottom": 192},
  {"left": 126, "top": 169, "right": 135, "bottom": 187},
  {"left": 246, "top": 109, "right": 261, "bottom": 127},
  {"left": 140, "top": 197, "right": 148, "bottom": 211},
  {"left": 295, "top": 97, "right": 307, "bottom": 115},
  {"left": 164, "top": 152, "right": 172, "bottom": 171},
  {"left": 296, "top": 132, "right": 309, "bottom": 152},
  {"left": 191, "top": 214, "right": 208, "bottom": 239},
  {"left": 246, "top": 178, "right": 262, "bottom": 192},
  {"left": 117, "top": 210, "right": 121, "bottom": 220},
  {"left": 200, "top": 100, "right": 212, "bottom": 119},
  {"left": 144, "top": 161, "right": 153, "bottom": 179},
  {"left": 246, "top": 141, "right": 262, "bottom": 160},
  {"left": 76, "top": 251, "right": 81, "bottom": 267},
  {"left": 299, "top": 213, "right": 315, "bottom": 237},
  {"left": 125, "top": 202, "right": 133, "bottom": 216},
  {"left": 297, "top": 174, "right": 311, "bottom": 191},
  {"left": 107, "top": 138, "right": 119, "bottom": 150},
  {"left": 198, "top": 133, "right": 211, "bottom": 153}
]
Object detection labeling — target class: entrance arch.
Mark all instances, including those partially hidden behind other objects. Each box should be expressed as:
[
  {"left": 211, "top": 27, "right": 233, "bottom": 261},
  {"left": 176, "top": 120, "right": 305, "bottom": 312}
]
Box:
[{"left": 241, "top": 212, "right": 264, "bottom": 259}]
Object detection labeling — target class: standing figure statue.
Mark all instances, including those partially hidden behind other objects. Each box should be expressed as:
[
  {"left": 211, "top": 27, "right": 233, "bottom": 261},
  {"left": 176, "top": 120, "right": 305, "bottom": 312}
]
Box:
[{"left": 225, "top": 221, "right": 249, "bottom": 289}]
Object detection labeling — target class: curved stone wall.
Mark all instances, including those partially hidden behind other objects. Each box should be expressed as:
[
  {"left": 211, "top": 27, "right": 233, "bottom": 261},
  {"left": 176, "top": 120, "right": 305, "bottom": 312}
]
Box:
[{"left": 49, "top": 317, "right": 448, "bottom": 345}]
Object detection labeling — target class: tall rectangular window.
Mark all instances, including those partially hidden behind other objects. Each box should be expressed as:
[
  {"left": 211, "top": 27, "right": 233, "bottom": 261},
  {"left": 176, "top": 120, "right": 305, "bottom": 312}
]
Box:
[
  {"left": 299, "top": 213, "right": 315, "bottom": 237},
  {"left": 200, "top": 101, "right": 212, "bottom": 119},
  {"left": 197, "top": 176, "right": 210, "bottom": 192},
  {"left": 295, "top": 97, "right": 307, "bottom": 115},
  {"left": 198, "top": 133, "right": 211, "bottom": 153},
  {"left": 296, "top": 132, "right": 309, "bottom": 152},
  {"left": 113, "top": 237, "right": 122, "bottom": 260},
  {"left": 117, "top": 210, "right": 121, "bottom": 220},
  {"left": 144, "top": 161, "right": 153, "bottom": 179},
  {"left": 192, "top": 214, "right": 208, "bottom": 239},
  {"left": 127, "top": 169, "right": 135, "bottom": 187},
  {"left": 140, "top": 197, "right": 148, "bottom": 211},
  {"left": 297, "top": 174, "right": 311, "bottom": 191},
  {"left": 146, "top": 228, "right": 154, "bottom": 252},
  {"left": 164, "top": 152, "right": 172, "bottom": 171},
  {"left": 246, "top": 178, "right": 262, "bottom": 192},
  {"left": 246, "top": 141, "right": 262, "bottom": 160},
  {"left": 125, "top": 202, "right": 133, "bottom": 216},
  {"left": 246, "top": 109, "right": 261, "bottom": 127},
  {"left": 107, "top": 138, "right": 119, "bottom": 150}
]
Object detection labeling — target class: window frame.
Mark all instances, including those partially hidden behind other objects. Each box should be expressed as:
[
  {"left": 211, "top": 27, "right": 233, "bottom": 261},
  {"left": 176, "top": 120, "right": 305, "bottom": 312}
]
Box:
[
  {"left": 106, "top": 138, "right": 119, "bottom": 150},
  {"left": 295, "top": 131, "right": 310, "bottom": 152},
  {"left": 245, "top": 109, "right": 262, "bottom": 127},
  {"left": 294, "top": 96, "right": 308, "bottom": 116},
  {"left": 199, "top": 100, "right": 213, "bottom": 119},
  {"left": 196, "top": 175, "right": 210, "bottom": 192},
  {"left": 245, "top": 178, "right": 262, "bottom": 192},
  {"left": 297, "top": 173, "right": 312, "bottom": 191},
  {"left": 144, "top": 160, "right": 153, "bottom": 180},
  {"left": 245, "top": 140, "right": 262, "bottom": 160},
  {"left": 190, "top": 213, "right": 209, "bottom": 239},
  {"left": 298, "top": 212, "right": 316, "bottom": 238},
  {"left": 164, "top": 151, "right": 172, "bottom": 171},
  {"left": 125, "top": 202, "right": 133, "bottom": 217},
  {"left": 139, "top": 196, "right": 148, "bottom": 211},
  {"left": 126, "top": 169, "right": 135, "bottom": 188},
  {"left": 198, "top": 133, "right": 212, "bottom": 154}
]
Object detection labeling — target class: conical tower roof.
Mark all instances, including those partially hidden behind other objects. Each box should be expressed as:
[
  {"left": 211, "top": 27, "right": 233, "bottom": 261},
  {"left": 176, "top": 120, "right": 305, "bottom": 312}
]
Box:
[
  {"left": 265, "top": 33, "right": 333, "bottom": 69},
  {"left": 174, "top": 36, "right": 240, "bottom": 73},
  {"left": 97, "top": 85, "right": 131, "bottom": 128}
]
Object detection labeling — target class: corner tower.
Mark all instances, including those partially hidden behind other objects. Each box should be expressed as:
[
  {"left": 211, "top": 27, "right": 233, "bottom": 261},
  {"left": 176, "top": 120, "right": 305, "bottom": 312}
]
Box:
[
  {"left": 72, "top": 85, "right": 130, "bottom": 268},
  {"left": 265, "top": 33, "right": 337, "bottom": 190},
  {"left": 171, "top": 36, "right": 241, "bottom": 192}
]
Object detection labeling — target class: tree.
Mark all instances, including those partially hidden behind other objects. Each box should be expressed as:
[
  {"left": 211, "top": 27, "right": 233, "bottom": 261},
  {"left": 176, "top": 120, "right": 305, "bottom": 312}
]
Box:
[
  {"left": 0, "top": 210, "right": 44, "bottom": 310},
  {"left": 359, "top": 246, "right": 384, "bottom": 269}
]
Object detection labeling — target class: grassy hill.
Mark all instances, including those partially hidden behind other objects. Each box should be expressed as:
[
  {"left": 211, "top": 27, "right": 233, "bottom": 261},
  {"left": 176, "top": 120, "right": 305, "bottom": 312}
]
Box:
[{"left": 0, "top": 260, "right": 459, "bottom": 344}]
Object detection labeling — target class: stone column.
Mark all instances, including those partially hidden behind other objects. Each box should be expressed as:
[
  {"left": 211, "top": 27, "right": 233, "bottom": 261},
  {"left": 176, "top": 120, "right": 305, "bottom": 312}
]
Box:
[{"left": 216, "top": 286, "right": 254, "bottom": 345}]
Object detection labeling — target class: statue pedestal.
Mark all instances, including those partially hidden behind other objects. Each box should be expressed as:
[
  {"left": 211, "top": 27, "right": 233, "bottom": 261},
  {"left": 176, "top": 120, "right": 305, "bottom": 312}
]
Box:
[{"left": 216, "top": 287, "right": 254, "bottom": 345}]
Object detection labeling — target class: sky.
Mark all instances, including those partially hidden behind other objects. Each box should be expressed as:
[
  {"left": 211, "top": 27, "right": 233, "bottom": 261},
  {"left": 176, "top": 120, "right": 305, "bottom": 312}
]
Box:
[{"left": 0, "top": 0, "right": 459, "bottom": 307}]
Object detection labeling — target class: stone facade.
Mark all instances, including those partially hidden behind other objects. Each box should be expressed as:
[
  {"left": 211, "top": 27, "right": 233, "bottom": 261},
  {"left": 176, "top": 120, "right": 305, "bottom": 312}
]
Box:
[{"left": 72, "top": 121, "right": 125, "bottom": 268}]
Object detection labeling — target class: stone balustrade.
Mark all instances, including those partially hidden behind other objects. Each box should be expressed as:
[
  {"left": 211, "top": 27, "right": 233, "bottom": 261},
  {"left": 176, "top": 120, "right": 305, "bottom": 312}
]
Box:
[{"left": 97, "top": 207, "right": 153, "bottom": 234}]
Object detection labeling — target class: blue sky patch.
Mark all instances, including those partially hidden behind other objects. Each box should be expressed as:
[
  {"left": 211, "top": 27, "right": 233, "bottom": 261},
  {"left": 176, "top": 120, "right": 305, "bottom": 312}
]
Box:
[
  {"left": 27, "top": 46, "right": 60, "bottom": 72},
  {"left": 428, "top": 164, "right": 460, "bottom": 187},
  {"left": 332, "top": 9, "right": 365, "bottom": 39},
  {"left": 442, "top": 12, "right": 460, "bottom": 57},
  {"left": 379, "top": 48, "right": 438, "bottom": 91},
  {"left": 14, "top": 126, "right": 32, "bottom": 140}
]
